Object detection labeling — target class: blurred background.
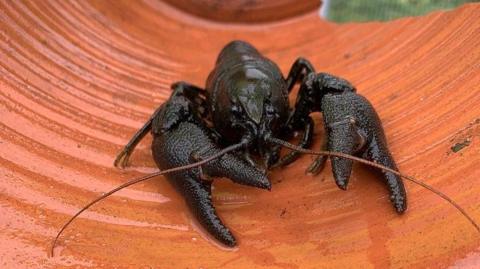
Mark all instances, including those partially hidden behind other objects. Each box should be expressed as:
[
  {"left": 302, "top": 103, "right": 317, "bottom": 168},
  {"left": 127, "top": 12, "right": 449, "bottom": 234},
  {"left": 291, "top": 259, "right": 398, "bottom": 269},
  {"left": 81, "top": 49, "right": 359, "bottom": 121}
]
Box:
[{"left": 321, "top": 0, "right": 480, "bottom": 22}]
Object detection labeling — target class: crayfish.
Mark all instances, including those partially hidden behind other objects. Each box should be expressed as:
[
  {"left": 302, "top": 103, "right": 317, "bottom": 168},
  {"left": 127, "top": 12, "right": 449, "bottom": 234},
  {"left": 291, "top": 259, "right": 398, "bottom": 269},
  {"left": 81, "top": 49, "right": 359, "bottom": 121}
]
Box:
[{"left": 51, "top": 41, "right": 479, "bottom": 254}]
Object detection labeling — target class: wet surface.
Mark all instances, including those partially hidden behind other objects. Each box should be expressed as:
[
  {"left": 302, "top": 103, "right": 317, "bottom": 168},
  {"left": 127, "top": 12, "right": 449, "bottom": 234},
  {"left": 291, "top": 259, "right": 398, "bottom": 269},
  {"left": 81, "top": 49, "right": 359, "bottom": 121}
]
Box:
[{"left": 1, "top": 1, "right": 480, "bottom": 268}]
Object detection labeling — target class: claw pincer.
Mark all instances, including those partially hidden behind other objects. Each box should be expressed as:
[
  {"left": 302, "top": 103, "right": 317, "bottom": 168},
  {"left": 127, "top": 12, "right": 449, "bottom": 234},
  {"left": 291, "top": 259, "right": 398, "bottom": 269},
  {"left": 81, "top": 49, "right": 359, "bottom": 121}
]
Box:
[
  {"left": 320, "top": 91, "right": 407, "bottom": 213},
  {"left": 287, "top": 71, "right": 407, "bottom": 213},
  {"left": 151, "top": 89, "right": 270, "bottom": 246}
]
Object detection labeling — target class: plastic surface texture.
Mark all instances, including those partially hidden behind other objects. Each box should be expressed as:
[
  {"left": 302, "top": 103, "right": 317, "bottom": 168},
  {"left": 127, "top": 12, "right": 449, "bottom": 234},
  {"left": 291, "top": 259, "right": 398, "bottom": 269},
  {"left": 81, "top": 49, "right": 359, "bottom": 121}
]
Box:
[{"left": 0, "top": 0, "right": 479, "bottom": 268}]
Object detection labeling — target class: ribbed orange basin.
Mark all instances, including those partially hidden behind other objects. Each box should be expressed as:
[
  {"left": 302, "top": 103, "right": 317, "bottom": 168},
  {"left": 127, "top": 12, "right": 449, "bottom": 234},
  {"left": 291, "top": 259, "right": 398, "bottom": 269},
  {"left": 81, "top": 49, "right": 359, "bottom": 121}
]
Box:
[{"left": 1, "top": 1, "right": 479, "bottom": 268}]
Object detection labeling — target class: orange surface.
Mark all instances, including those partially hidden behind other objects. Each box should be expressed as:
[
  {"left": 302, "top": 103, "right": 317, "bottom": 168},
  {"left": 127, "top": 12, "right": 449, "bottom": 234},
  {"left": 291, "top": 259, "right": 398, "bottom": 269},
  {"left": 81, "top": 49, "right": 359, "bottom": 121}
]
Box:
[{"left": 1, "top": 1, "right": 480, "bottom": 268}]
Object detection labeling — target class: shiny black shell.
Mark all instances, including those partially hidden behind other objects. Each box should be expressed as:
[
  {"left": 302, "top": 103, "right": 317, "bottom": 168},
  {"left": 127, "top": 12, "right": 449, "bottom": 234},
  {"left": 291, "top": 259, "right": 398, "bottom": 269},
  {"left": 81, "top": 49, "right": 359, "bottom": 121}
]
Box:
[{"left": 205, "top": 40, "right": 289, "bottom": 143}]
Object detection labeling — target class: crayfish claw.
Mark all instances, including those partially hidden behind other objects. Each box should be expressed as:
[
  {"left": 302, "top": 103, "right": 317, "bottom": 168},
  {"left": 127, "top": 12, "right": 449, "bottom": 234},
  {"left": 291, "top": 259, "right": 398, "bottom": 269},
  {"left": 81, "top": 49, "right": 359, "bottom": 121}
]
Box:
[
  {"left": 330, "top": 156, "right": 353, "bottom": 190},
  {"left": 365, "top": 138, "right": 407, "bottom": 213},
  {"left": 182, "top": 178, "right": 237, "bottom": 247},
  {"left": 202, "top": 150, "right": 272, "bottom": 190},
  {"left": 321, "top": 91, "right": 407, "bottom": 212},
  {"left": 322, "top": 114, "right": 360, "bottom": 190}
]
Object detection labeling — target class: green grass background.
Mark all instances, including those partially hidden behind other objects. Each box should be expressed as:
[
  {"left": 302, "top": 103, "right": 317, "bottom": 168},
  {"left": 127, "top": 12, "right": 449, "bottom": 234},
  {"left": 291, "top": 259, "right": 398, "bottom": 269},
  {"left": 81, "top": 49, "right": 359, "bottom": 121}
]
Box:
[{"left": 327, "top": 0, "right": 480, "bottom": 22}]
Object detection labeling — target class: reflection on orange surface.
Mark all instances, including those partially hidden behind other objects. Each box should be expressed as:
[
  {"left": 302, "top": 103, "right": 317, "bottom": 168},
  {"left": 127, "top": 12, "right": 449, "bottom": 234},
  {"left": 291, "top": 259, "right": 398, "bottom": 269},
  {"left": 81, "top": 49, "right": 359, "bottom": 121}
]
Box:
[{"left": 1, "top": 0, "right": 480, "bottom": 268}]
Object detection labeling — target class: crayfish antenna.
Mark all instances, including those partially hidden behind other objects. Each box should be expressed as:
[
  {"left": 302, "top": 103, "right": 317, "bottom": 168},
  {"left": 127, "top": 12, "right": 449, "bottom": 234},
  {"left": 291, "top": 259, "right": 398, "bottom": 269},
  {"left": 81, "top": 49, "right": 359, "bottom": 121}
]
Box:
[
  {"left": 50, "top": 142, "right": 245, "bottom": 257},
  {"left": 267, "top": 137, "right": 480, "bottom": 234}
]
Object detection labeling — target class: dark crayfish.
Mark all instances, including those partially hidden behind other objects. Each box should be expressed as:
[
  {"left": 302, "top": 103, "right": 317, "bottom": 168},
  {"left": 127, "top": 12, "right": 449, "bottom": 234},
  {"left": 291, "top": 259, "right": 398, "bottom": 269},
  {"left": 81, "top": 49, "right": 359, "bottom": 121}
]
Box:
[{"left": 51, "top": 41, "right": 479, "bottom": 254}]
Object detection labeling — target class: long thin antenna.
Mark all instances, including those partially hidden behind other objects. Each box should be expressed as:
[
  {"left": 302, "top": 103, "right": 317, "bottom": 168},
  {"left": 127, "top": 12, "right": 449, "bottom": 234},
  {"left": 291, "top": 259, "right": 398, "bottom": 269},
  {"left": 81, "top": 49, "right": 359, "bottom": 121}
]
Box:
[
  {"left": 267, "top": 137, "right": 480, "bottom": 234},
  {"left": 50, "top": 142, "right": 245, "bottom": 257}
]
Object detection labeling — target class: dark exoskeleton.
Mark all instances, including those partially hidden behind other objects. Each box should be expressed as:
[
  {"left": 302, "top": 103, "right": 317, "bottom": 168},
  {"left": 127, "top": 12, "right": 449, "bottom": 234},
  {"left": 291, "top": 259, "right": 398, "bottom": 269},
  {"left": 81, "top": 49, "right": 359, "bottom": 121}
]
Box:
[{"left": 115, "top": 40, "right": 407, "bottom": 247}]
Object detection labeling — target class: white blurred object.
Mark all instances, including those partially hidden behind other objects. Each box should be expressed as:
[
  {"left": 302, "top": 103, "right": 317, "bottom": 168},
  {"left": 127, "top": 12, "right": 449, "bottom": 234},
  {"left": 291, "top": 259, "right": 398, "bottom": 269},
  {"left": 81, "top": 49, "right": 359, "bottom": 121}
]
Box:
[{"left": 320, "top": 0, "right": 330, "bottom": 18}]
